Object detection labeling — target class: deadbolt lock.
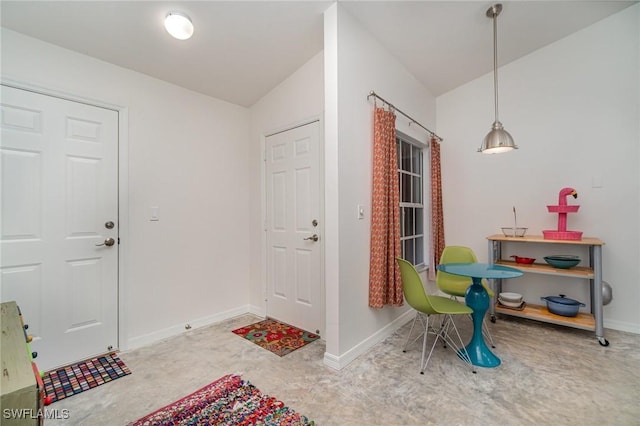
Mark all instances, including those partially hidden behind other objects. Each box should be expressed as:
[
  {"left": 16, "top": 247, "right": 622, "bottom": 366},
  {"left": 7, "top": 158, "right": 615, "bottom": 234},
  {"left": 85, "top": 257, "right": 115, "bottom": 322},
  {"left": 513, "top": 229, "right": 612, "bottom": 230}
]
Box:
[
  {"left": 105, "top": 221, "right": 115, "bottom": 229},
  {"left": 312, "top": 219, "right": 318, "bottom": 227}
]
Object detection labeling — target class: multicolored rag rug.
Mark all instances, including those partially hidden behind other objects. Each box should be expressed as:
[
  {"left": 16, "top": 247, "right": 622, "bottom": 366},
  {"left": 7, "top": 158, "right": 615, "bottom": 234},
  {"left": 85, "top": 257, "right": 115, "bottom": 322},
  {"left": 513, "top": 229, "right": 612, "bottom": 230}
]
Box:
[
  {"left": 232, "top": 318, "right": 319, "bottom": 357},
  {"left": 42, "top": 352, "right": 131, "bottom": 403},
  {"left": 128, "top": 374, "right": 314, "bottom": 425}
]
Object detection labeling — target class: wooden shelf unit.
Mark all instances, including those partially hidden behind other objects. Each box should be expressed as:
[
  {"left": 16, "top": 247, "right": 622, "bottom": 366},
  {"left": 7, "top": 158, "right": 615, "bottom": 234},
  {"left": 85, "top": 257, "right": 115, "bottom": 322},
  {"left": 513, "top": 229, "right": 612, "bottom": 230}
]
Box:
[
  {"left": 1, "top": 301, "right": 44, "bottom": 425},
  {"left": 487, "top": 234, "right": 608, "bottom": 345}
]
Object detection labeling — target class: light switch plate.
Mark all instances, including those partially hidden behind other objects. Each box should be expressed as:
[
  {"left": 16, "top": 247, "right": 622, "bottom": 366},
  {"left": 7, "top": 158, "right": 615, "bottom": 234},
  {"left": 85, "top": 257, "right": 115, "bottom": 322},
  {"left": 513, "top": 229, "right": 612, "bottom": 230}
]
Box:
[
  {"left": 357, "top": 205, "right": 365, "bottom": 220},
  {"left": 150, "top": 206, "right": 160, "bottom": 221}
]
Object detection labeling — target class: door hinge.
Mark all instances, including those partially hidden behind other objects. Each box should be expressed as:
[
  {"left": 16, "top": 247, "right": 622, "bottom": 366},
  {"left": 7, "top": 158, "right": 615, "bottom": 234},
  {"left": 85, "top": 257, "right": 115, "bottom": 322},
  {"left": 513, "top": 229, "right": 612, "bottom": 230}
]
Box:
[{"left": 118, "top": 237, "right": 121, "bottom": 245}]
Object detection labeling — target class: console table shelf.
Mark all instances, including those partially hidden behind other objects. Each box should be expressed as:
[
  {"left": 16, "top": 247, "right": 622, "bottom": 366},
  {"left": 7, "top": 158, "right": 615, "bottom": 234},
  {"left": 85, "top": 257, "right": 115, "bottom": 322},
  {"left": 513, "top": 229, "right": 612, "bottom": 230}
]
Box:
[
  {"left": 495, "top": 303, "right": 595, "bottom": 330},
  {"left": 494, "top": 260, "right": 594, "bottom": 278}
]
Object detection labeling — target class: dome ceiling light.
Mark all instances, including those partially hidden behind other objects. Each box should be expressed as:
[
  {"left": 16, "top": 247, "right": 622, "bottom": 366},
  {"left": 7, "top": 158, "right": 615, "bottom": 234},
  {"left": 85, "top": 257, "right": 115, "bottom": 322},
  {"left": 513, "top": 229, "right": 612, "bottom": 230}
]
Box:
[{"left": 164, "top": 12, "right": 194, "bottom": 40}]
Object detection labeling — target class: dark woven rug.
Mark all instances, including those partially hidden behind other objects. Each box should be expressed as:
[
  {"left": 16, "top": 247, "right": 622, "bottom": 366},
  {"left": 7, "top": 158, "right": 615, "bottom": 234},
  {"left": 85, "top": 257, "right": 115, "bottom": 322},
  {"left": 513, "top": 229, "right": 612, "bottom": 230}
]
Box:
[
  {"left": 232, "top": 318, "right": 319, "bottom": 356},
  {"left": 128, "top": 374, "right": 314, "bottom": 425},
  {"left": 42, "top": 352, "right": 131, "bottom": 403}
]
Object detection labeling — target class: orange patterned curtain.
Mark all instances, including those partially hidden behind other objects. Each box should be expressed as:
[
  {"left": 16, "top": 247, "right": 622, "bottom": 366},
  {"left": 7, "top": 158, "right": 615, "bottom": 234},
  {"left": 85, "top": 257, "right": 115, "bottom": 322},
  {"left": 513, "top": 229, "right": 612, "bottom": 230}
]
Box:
[
  {"left": 427, "top": 136, "right": 445, "bottom": 281},
  {"left": 369, "top": 107, "right": 403, "bottom": 308}
]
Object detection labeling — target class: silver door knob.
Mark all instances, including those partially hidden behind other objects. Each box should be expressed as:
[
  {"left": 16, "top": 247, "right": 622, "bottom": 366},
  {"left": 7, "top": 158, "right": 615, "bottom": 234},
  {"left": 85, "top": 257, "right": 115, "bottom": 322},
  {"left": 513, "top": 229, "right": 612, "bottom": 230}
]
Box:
[
  {"left": 96, "top": 237, "right": 116, "bottom": 247},
  {"left": 304, "top": 234, "right": 319, "bottom": 242}
]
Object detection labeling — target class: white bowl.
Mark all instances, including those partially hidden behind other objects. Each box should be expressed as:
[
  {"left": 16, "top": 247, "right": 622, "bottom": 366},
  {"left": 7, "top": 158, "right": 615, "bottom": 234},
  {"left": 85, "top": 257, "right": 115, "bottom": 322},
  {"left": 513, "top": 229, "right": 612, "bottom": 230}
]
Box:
[
  {"left": 499, "top": 292, "right": 523, "bottom": 303},
  {"left": 498, "top": 298, "right": 523, "bottom": 308}
]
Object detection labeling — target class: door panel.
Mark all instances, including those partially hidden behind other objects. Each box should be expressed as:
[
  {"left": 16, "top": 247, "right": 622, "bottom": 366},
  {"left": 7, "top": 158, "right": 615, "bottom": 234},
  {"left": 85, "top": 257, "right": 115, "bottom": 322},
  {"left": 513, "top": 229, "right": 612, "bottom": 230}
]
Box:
[
  {"left": 265, "top": 121, "right": 322, "bottom": 335},
  {"left": 0, "top": 85, "right": 118, "bottom": 370}
]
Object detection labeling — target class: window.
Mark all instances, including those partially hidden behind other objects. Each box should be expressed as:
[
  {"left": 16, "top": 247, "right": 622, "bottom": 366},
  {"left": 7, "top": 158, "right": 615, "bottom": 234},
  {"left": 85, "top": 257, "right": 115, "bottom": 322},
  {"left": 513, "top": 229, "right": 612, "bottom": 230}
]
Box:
[{"left": 397, "top": 132, "right": 427, "bottom": 268}]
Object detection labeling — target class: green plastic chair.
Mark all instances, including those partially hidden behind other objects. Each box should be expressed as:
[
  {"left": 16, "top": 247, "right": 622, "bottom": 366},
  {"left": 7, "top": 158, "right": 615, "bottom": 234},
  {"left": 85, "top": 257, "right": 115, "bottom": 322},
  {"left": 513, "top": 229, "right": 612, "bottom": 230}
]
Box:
[
  {"left": 436, "top": 246, "right": 496, "bottom": 347},
  {"left": 396, "top": 258, "right": 475, "bottom": 374}
]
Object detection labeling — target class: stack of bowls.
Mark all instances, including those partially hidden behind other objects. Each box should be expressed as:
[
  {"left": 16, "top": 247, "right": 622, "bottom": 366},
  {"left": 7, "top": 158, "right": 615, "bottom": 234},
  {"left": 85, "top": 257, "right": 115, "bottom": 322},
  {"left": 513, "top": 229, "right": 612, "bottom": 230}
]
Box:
[{"left": 498, "top": 292, "right": 523, "bottom": 308}]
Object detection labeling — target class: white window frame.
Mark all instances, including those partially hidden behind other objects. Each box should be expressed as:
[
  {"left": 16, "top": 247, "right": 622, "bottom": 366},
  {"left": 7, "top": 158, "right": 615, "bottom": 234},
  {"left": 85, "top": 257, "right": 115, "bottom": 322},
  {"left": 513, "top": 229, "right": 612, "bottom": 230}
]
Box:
[{"left": 397, "top": 131, "right": 429, "bottom": 270}]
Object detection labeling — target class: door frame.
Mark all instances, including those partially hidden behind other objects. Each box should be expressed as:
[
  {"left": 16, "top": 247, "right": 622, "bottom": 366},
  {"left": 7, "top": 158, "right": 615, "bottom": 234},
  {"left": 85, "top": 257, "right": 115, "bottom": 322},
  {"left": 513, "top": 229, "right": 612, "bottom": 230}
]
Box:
[
  {"left": 261, "top": 116, "right": 325, "bottom": 337},
  {"left": 1, "top": 77, "right": 130, "bottom": 352}
]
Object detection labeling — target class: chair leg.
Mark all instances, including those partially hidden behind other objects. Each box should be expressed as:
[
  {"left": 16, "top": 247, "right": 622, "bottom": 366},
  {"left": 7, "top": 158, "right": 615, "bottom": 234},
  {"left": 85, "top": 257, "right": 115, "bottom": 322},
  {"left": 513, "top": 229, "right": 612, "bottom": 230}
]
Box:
[
  {"left": 438, "top": 315, "right": 477, "bottom": 374},
  {"left": 448, "top": 295, "right": 495, "bottom": 348},
  {"left": 402, "top": 312, "right": 423, "bottom": 353},
  {"left": 482, "top": 315, "right": 496, "bottom": 348},
  {"left": 406, "top": 312, "right": 476, "bottom": 375},
  {"left": 419, "top": 314, "right": 442, "bottom": 375}
]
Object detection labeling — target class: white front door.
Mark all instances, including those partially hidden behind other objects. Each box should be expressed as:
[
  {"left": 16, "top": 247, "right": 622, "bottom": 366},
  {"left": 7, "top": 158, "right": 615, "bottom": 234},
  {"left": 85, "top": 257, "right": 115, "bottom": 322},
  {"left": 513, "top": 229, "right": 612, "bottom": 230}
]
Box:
[
  {"left": 265, "top": 121, "right": 323, "bottom": 335},
  {"left": 0, "top": 85, "right": 119, "bottom": 370}
]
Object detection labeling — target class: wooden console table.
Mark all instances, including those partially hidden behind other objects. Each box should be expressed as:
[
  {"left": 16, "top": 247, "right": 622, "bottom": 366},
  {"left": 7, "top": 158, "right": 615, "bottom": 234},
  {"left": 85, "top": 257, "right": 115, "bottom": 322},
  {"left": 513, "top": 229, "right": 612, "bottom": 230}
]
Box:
[{"left": 487, "top": 235, "right": 608, "bottom": 346}]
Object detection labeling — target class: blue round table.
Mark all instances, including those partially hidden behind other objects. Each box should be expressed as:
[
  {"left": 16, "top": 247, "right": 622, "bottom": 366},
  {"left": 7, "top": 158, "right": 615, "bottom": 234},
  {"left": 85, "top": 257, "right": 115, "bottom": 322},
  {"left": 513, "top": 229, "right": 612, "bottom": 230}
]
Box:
[{"left": 436, "top": 262, "right": 523, "bottom": 368}]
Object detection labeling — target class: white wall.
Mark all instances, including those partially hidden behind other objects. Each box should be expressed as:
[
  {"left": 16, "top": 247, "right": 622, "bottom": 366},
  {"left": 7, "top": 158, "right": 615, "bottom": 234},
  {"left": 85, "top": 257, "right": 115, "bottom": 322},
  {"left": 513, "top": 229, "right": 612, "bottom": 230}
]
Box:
[
  {"left": 1, "top": 29, "right": 253, "bottom": 348},
  {"left": 323, "top": 4, "right": 438, "bottom": 368},
  {"left": 248, "top": 52, "right": 325, "bottom": 320},
  {"left": 437, "top": 5, "right": 640, "bottom": 333}
]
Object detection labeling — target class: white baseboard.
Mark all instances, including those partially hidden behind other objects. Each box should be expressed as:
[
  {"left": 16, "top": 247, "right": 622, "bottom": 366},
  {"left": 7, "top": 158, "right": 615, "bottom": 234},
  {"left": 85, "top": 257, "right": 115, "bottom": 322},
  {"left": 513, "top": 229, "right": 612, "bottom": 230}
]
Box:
[
  {"left": 323, "top": 309, "right": 414, "bottom": 370},
  {"left": 126, "top": 305, "right": 250, "bottom": 351},
  {"left": 248, "top": 303, "right": 265, "bottom": 318},
  {"left": 123, "top": 304, "right": 637, "bottom": 363},
  {"left": 604, "top": 318, "right": 640, "bottom": 335}
]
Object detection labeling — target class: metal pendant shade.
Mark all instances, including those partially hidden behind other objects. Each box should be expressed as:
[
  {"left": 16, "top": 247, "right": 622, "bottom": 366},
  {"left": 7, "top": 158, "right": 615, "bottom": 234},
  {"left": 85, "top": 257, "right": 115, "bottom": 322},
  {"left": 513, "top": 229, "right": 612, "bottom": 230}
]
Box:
[{"left": 479, "top": 4, "right": 517, "bottom": 154}]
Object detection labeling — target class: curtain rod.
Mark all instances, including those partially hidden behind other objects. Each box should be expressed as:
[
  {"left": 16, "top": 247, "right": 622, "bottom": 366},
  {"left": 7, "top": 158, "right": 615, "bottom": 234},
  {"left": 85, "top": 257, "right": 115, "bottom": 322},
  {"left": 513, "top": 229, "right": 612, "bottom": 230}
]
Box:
[{"left": 367, "top": 90, "right": 443, "bottom": 142}]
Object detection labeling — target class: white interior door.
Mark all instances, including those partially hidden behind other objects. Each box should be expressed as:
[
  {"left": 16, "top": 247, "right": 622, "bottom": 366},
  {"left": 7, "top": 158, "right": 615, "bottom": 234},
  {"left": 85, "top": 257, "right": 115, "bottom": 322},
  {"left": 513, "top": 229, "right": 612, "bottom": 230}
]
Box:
[
  {"left": 0, "top": 85, "right": 119, "bottom": 370},
  {"left": 265, "top": 121, "right": 322, "bottom": 335}
]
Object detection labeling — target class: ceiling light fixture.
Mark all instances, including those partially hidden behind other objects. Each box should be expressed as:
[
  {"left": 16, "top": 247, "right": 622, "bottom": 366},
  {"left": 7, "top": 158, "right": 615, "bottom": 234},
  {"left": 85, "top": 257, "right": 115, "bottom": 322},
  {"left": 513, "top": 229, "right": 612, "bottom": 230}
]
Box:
[
  {"left": 479, "top": 3, "right": 517, "bottom": 154},
  {"left": 164, "top": 12, "right": 194, "bottom": 40}
]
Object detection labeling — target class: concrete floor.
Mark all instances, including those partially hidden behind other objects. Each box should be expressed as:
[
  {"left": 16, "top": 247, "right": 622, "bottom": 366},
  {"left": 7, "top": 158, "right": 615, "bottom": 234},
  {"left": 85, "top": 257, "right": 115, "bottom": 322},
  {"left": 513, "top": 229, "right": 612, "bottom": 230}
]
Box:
[{"left": 47, "top": 313, "right": 640, "bottom": 425}]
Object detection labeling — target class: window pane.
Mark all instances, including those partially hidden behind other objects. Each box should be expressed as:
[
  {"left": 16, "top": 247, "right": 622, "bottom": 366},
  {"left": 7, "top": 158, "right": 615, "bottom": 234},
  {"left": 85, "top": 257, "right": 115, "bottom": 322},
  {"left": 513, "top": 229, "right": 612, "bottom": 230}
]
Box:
[
  {"left": 412, "top": 145, "right": 422, "bottom": 175},
  {"left": 416, "top": 236, "right": 424, "bottom": 265},
  {"left": 405, "top": 239, "right": 415, "bottom": 265},
  {"left": 400, "top": 207, "right": 405, "bottom": 237},
  {"left": 404, "top": 207, "right": 414, "bottom": 237},
  {"left": 401, "top": 141, "right": 411, "bottom": 171},
  {"left": 412, "top": 176, "right": 422, "bottom": 204},
  {"left": 415, "top": 207, "right": 424, "bottom": 234},
  {"left": 401, "top": 173, "right": 411, "bottom": 202}
]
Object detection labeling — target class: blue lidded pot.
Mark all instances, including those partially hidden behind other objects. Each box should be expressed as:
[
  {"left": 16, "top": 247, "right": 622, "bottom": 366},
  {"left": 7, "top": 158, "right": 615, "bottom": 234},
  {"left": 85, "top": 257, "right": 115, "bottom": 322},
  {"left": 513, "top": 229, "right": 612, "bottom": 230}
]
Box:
[{"left": 541, "top": 294, "right": 585, "bottom": 317}]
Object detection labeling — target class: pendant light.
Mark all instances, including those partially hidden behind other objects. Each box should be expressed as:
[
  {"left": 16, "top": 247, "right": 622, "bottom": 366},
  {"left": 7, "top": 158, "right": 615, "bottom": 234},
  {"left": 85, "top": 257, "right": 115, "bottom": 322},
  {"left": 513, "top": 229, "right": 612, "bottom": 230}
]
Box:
[{"left": 479, "top": 4, "right": 517, "bottom": 154}]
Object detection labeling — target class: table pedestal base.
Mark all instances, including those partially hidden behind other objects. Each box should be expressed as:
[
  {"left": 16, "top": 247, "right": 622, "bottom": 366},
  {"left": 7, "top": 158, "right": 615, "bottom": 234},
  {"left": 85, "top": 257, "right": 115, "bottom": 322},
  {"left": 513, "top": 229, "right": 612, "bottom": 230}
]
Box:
[
  {"left": 461, "top": 341, "right": 500, "bottom": 368},
  {"left": 464, "top": 279, "right": 501, "bottom": 368}
]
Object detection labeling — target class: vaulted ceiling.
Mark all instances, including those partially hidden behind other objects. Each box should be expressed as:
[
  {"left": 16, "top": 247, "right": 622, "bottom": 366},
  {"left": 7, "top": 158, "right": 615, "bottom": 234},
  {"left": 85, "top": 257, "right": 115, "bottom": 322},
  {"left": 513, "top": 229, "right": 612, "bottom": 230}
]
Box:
[{"left": 1, "top": 1, "right": 636, "bottom": 107}]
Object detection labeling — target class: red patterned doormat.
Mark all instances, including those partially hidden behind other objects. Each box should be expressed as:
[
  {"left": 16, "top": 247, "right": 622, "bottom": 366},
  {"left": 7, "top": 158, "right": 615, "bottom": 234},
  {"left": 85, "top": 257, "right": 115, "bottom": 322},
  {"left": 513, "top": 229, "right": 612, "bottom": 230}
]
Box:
[
  {"left": 128, "top": 374, "right": 314, "bottom": 425},
  {"left": 232, "top": 318, "right": 319, "bottom": 356},
  {"left": 42, "top": 352, "right": 131, "bottom": 403}
]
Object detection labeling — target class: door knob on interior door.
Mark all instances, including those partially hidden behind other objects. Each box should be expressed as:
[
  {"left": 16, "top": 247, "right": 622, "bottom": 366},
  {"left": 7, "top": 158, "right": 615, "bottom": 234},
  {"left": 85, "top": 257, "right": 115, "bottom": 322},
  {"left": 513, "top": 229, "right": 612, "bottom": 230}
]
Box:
[
  {"left": 304, "top": 234, "right": 319, "bottom": 242},
  {"left": 96, "top": 237, "right": 116, "bottom": 247}
]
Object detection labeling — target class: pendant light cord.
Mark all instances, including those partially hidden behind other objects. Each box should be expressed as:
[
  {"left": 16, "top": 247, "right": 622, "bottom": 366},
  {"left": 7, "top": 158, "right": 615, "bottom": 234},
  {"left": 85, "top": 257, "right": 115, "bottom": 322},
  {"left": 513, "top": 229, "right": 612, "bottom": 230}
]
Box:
[{"left": 493, "top": 10, "right": 499, "bottom": 124}]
